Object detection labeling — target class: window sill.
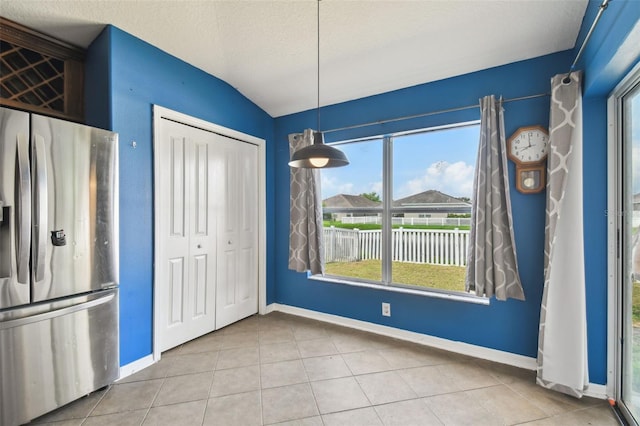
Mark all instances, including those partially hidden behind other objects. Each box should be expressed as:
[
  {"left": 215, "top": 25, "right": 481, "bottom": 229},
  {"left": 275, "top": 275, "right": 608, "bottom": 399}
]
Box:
[{"left": 308, "top": 274, "right": 490, "bottom": 306}]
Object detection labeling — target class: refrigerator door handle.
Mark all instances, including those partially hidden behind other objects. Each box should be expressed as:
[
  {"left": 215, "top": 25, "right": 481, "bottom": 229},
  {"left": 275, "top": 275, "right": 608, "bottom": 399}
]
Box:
[
  {"left": 33, "top": 134, "right": 48, "bottom": 282},
  {"left": 0, "top": 291, "right": 115, "bottom": 330},
  {"left": 16, "top": 133, "right": 31, "bottom": 284}
]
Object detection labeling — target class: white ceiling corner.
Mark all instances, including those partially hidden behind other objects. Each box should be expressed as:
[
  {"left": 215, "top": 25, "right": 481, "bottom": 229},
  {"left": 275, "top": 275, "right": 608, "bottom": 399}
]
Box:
[{"left": 0, "top": 0, "right": 588, "bottom": 118}]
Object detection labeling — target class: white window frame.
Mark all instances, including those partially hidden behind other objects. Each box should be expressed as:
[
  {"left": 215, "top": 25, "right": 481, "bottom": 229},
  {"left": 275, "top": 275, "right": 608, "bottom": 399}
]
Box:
[
  {"left": 313, "top": 121, "right": 488, "bottom": 305},
  {"left": 607, "top": 61, "right": 640, "bottom": 415}
]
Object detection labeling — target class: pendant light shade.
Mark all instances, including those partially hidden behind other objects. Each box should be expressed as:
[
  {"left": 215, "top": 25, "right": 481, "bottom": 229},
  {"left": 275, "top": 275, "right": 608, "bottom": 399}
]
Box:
[
  {"left": 289, "top": 131, "right": 349, "bottom": 168},
  {"left": 288, "top": 0, "right": 349, "bottom": 169}
]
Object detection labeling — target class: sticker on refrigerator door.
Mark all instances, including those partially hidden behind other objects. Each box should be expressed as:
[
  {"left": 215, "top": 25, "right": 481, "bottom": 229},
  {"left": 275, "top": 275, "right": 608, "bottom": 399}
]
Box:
[{"left": 51, "top": 230, "right": 66, "bottom": 246}]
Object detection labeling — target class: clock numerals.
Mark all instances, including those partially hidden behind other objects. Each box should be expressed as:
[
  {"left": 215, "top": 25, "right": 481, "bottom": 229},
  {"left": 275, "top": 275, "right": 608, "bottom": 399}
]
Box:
[{"left": 508, "top": 126, "right": 549, "bottom": 164}]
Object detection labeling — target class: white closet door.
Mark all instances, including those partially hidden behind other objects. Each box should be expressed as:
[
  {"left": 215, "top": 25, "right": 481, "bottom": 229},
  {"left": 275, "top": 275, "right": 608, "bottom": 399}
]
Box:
[
  {"left": 215, "top": 135, "right": 259, "bottom": 329},
  {"left": 156, "top": 120, "right": 217, "bottom": 351}
]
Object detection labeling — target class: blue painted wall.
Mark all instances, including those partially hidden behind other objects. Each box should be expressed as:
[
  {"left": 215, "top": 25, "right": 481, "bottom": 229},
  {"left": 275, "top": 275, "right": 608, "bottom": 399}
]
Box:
[
  {"left": 82, "top": 0, "right": 640, "bottom": 385},
  {"left": 272, "top": 0, "right": 640, "bottom": 387},
  {"left": 84, "top": 28, "right": 111, "bottom": 130},
  {"left": 578, "top": 0, "right": 640, "bottom": 97},
  {"left": 577, "top": 0, "right": 640, "bottom": 385},
  {"left": 274, "top": 51, "right": 569, "bottom": 360},
  {"left": 85, "top": 26, "right": 276, "bottom": 366}
]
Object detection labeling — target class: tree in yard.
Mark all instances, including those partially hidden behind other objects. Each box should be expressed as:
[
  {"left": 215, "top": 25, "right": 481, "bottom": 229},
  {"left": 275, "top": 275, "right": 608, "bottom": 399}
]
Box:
[{"left": 360, "top": 192, "right": 381, "bottom": 202}]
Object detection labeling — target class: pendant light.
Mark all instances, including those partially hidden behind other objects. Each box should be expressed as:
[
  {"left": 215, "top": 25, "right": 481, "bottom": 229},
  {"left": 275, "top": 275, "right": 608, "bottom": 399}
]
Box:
[{"left": 288, "top": 0, "right": 349, "bottom": 169}]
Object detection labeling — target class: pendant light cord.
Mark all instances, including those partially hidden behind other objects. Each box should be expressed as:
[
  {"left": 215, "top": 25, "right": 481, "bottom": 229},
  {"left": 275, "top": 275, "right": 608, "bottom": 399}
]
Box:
[{"left": 317, "top": 0, "right": 321, "bottom": 133}]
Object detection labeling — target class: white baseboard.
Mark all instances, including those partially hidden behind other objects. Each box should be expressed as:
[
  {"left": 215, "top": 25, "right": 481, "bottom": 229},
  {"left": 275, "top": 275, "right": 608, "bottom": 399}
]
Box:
[
  {"left": 266, "top": 303, "right": 608, "bottom": 399},
  {"left": 117, "top": 354, "right": 155, "bottom": 381},
  {"left": 267, "top": 303, "right": 536, "bottom": 370},
  {"left": 264, "top": 303, "right": 278, "bottom": 314}
]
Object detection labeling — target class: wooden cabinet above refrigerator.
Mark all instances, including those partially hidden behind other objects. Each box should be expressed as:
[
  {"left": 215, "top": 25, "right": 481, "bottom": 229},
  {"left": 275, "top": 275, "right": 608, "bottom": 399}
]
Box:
[{"left": 0, "top": 17, "right": 85, "bottom": 122}]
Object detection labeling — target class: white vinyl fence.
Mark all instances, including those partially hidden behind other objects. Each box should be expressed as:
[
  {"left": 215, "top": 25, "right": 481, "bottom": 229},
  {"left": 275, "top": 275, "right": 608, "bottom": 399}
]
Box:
[
  {"left": 340, "top": 216, "right": 471, "bottom": 227},
  {"left": 323, "top": 226, "right": 470, "bottom": 266}
]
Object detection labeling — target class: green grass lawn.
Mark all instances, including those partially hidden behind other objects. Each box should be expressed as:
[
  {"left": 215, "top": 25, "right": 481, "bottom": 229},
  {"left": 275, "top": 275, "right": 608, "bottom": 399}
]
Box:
[
  {"left": 325, "top": 259, "right": 467, "bottom": 292},
  {"left": 633, "top": 281, "right": 640, "bottom": 392}
]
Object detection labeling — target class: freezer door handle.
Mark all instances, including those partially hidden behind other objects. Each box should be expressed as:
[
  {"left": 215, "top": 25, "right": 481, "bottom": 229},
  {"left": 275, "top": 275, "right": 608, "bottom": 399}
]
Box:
[
  {"left": 16, "top": 133, "right": 31, "bottom": 284},
  {"left": 33, "top": 134, "right": 48, "bottom": 282},
  {"left": 0, "top": 291, "right": 115, "bottom": 330}
]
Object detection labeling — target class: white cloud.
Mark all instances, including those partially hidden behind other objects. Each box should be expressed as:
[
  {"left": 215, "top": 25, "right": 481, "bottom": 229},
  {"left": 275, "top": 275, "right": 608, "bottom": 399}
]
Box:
[
  {"left": 321, "top": 174, "right": 354, "bottom": 195},
  {"left": 397, "top": 160, "right": 474, "bottom": 199},
  {"left": 321, "top": 173, "right": 383, "bottom": 198},
  {"left": 371, "top": 181, "right": 383, "bottom": 195}
]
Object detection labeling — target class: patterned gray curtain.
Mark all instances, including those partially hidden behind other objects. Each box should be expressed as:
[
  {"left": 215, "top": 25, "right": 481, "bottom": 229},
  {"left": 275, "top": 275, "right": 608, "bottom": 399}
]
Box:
[
  {"left": 537, "top": 72, "right": 588, "bottom": 398},
  {"left": 466, "top": 95, "right": 524, "bottom": 301},
  {"left": 288, "top": 130, "right": 324, "bottom": 275}
]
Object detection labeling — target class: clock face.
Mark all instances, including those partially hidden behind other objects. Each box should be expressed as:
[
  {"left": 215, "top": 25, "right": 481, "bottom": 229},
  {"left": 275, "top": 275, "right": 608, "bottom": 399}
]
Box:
[{"left": 508, "top": 127, "right": 549, "bottom": 164}]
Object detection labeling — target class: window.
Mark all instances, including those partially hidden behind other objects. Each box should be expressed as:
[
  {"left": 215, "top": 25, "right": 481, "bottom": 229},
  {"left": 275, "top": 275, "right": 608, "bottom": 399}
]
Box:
[
  {"left": 320, "top": 122, "right": 480, "bottom": 294},
  {"left": 611, "top": 64, "right": 640, "bottom": 425}
]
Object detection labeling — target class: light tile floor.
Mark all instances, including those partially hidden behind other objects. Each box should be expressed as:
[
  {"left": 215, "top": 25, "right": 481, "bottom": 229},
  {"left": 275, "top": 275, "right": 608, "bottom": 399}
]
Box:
[{"left": 30, "top": 312, "right": 619, "bottom": 425}]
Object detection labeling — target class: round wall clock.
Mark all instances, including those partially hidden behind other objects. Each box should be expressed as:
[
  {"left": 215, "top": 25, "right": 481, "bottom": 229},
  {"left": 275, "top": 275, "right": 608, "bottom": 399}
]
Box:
[{"left": 507, "top": 125, "right": 549, "bottom": 193}]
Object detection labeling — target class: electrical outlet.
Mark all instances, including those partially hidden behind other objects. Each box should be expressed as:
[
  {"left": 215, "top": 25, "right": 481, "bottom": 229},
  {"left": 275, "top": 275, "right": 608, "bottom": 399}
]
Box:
[{"left": 382, "top": 302, "right": 391, "bottom": 317}]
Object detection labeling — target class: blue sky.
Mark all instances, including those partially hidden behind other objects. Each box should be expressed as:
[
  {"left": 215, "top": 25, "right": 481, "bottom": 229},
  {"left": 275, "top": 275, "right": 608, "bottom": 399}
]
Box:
[{"left": 322, "top": 124, "right": 480, "bottom": 200}]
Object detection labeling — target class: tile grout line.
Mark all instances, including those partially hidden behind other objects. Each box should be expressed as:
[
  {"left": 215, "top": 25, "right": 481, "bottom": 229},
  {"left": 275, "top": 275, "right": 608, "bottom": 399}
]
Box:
[
  {"left": 135, "top": 376, "right": 165, "bottom": 426},
  {"left": 350, "top": 369, "right": 385, "bottom": 425},
  {"left": 30, "top": 313, "right": 616, "bottom": 425},
  {"left": 291, "top": 324, "right": 324, "bottom": 425},
  {"left": 201, "top": 349, "right": 221, "bottom": 426},
  {"left": 77, "top": 385, "right": 110, "bottom": 426}
]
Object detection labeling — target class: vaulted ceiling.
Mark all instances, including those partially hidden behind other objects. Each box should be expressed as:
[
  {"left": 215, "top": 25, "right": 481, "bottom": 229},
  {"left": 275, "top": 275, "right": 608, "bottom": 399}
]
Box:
[{"left": 0, "top": 0, "right": 588, "bottom": 117}]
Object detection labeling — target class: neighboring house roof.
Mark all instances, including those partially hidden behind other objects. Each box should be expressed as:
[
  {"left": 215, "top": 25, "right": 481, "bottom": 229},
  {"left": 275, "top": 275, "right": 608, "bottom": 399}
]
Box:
[
  {"left": 323, "top": 194, "right": 381, "bottom": 208},
  {"left": 634, "top": 193, "right": 640, "bottom": 209},
  {"left": 323, "top": 191, "right": 471, "bottom": 212},
  {"left": 393, "top": 190, "right": 471, "bottom": 211}
]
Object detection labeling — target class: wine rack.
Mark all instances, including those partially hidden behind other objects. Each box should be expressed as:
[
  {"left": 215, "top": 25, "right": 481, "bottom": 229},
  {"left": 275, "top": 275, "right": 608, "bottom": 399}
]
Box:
[{"left": 0, "top": 17, "right": 85, "bottom": 121}]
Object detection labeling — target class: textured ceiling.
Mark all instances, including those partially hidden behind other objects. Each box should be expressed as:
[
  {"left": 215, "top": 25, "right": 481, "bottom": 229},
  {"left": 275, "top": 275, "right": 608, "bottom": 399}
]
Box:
[{"left": 0, "top": 0, "right": 588, "bottom": 117}]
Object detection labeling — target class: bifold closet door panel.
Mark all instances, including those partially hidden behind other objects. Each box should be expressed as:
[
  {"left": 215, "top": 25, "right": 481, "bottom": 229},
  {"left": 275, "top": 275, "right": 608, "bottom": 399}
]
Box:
[
  {"left": 215, "top": 135, "right": 259, "bottom": 330},
  {"left": 155, "top": 120, "right": 216, "bottom": 352}
]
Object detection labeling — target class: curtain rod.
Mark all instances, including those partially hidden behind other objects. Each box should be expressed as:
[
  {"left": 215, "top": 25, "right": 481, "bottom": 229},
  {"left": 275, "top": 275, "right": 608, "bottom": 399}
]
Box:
[
  {"left": 563, "top": 0, "right": 610, "bottom": 84},
  {"left": 323, "top": 92, "right": 549, "bottom": 134}
]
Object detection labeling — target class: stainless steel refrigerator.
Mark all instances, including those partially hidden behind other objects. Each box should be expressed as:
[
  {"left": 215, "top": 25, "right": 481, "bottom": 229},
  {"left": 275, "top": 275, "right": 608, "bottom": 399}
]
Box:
[{"left": 0, "top": 107, "right": 119, "bottom": 426}]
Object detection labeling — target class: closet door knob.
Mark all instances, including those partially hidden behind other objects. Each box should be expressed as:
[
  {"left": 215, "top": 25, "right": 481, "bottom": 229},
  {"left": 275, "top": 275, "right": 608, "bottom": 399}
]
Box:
[
  {"left": 197, "top": 244, "right": 202, "bottom": 249},
  {"left": 228, "top": 240, "right": 232, "bottom": 245}
]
